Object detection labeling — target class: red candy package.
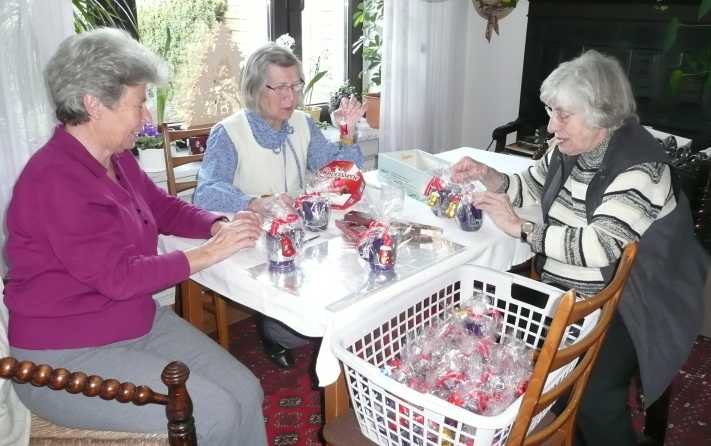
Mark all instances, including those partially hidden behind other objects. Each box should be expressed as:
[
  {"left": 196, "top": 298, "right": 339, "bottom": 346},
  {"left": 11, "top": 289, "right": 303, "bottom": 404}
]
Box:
[{"left": 311, "top": 160, "right": 365, "bottom": 210}]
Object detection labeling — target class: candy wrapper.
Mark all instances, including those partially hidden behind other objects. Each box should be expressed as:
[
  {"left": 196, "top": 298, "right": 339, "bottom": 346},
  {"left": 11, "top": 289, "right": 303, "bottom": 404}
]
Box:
[
  {"left": 308, "top": 160, "right": 365, "bottom": 210},
  {"left": 424, "top": 169, "right": 463, "bottom": 218},
  {"left": 295, "top": 192, "right": 331, "bottom": 231},
  {"left": 264, "top": 200, "right": 305, "bottom": 272}
]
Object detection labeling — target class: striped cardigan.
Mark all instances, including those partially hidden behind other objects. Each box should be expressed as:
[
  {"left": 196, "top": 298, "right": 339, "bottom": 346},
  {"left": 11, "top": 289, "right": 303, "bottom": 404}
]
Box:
[{"left": 505, "top": 133, "right": 675, "bottom": 297}]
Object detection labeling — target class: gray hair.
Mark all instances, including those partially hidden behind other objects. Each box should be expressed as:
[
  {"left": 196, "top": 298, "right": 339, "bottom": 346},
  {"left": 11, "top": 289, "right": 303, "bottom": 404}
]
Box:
[
  {"left": 539, "top": 49, "right": 638, "bottom": 129},
  {"left": 240, "top": 43, "right": 304, "bottom": 114},
  {"left": 45, "top": 28, "right": 168, "bottom": 125}
]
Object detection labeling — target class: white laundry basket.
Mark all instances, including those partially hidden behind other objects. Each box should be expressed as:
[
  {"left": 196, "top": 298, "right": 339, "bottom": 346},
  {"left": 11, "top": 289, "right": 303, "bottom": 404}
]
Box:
[{"left": 330, "top": 264, "right": 598, "bottom": 446}]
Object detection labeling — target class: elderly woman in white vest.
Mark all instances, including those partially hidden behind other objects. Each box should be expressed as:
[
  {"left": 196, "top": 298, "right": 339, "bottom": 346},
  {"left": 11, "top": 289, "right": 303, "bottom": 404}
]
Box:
[{"left": 194, "top": 43, "right": 365, "bottom": 369}]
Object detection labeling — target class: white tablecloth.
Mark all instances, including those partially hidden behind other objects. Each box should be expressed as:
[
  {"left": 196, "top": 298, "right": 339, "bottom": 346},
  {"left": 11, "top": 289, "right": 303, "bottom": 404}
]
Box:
[{"left": 158, "top": 147, "right": 538, "bottom": 385}]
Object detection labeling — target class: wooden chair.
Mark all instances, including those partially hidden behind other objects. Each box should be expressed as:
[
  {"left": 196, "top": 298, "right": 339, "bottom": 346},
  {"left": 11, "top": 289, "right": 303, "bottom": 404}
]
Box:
[
  {"left": 323, "top": 242, "right": 638, "bottom": 446},
  {"left": 159, "top": 123, "right": 230, "bottom": 350},
  {"left": 0, "top": 356, "right": 197, "bottom": 446},
  {"left": 506, "top": 241, "right": 638, "bottom": 445}
]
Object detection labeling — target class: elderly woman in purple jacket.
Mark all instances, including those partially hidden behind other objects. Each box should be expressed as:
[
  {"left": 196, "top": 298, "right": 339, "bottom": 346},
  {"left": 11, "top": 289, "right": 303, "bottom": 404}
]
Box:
[{"left": 4, "top": 29, "right": 267, "bottom": 446}]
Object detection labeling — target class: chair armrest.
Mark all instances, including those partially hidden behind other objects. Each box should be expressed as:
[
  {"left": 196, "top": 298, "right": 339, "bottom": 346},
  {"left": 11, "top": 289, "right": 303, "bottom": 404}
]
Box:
[{"left": 492, "top": 119, "right": 521, "bottom": 152}]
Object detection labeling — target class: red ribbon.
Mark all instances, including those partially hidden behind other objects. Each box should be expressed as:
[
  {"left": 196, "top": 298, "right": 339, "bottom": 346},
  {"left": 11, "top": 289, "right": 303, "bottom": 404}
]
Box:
[
  {"left": 424, "top": 176, "right": 443, "bottom": 196},
  {"left": 357, "top": 221, "right": 393, "bottom": 248},
  {"left": 269, "top": 214, "right": 299, "bottom": 236}
]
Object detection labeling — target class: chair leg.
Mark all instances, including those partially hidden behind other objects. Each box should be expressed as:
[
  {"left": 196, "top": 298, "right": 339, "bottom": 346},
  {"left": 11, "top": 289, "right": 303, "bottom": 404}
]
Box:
[
  {"left": 173, "top": 285, "right": 183, "bottom": 317},
  {"left": 642, "top": 385, "right": 671, "bottom": 446},
  {"left": 212, "top": 293, "right": 230, "bottom": 350},
  {"left": 181, "top": 280, "right": 206, "bottom": 333}
]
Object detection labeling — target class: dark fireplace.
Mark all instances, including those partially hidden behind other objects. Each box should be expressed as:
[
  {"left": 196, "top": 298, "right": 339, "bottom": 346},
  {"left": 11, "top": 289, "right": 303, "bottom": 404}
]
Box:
[{"left": 515, "top": 0, "right": 711, "bottom": 141}]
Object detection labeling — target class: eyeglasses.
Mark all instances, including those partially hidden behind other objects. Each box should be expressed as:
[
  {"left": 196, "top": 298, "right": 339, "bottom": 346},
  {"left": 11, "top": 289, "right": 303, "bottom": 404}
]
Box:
[
  {"left": 544, "top": 104, "right": 574, "bottom": 123},
  {"left": 265, "top": 81, "right": 305, "bottom": 98}
]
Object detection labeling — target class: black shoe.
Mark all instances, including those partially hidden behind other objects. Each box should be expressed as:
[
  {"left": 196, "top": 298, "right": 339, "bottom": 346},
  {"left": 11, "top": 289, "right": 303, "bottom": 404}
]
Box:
[{"left": 263, "top": 339, "right": 295, "bottom": 369}]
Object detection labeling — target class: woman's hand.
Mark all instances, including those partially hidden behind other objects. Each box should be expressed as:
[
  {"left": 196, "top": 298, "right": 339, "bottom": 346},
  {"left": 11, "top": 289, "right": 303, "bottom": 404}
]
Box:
[
  {"left": 247, "top": 194, "right": 295, "bottom": 217},
  {"left": 333, "top": 95, "right": 366, "bottom": 137},
  {"left": 451, "top": 156, "right": 505, "bottom": 191},
  {"left": 472, "top": 191, "right": 524, "bottom": 238},
  {"left": 185, "top": 211, "right": 263, "bottom": 273}
]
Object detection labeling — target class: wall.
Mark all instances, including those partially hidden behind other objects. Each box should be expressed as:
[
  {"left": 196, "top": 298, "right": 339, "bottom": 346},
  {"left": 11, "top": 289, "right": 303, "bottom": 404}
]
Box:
[{"left": 460, "top": 1, "right": 529, "bottom": 150}]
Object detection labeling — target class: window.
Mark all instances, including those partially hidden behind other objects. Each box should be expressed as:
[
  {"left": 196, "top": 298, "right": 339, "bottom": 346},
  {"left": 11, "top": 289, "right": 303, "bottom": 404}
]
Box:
[
  {"left": 135, "top": 0, "right": 362, "bottom": 120},
  {"left": 301, "top": 1, "right": 347, "bottom": 104}
]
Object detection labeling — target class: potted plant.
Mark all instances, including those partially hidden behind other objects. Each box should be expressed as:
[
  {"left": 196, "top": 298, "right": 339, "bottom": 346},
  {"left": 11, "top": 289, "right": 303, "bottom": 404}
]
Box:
[
  {"left": 135, "top": 122, "right": 166, "bottom": 171},
  {"left": 352, "top": 0, "right": 383, "bottom": 128},
  {"left": 303, "top": 54, "right": 328, "bottom": 122}
]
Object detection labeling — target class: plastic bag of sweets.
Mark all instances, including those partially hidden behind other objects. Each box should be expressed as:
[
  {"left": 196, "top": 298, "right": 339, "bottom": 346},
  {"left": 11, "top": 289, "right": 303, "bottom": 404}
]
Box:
[
  {"left": 264, "top": 200, "right": 305, "bottom": 272},
  {"left": 424, "top": 169, "right": 463, "bottom": 218},
  {"left": 295, "top": 192, "right": 331, "bottom": 231}
]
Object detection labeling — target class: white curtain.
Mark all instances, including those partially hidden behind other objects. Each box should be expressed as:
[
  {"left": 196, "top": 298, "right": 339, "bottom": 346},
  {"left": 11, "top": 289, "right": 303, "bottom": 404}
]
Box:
[
  {"left": 0, "top": 0, "right": 72, "bottom": 275},
  {"left": 380, "top": 0, "right": 469, "bottom": 154}
]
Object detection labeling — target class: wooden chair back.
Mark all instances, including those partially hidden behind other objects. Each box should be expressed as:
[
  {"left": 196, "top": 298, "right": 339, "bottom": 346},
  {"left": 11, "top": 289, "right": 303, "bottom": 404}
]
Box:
[
  {"left": 506, "top": 242, "right": 638, "bottom": 446},
  {"left": 159, "top": 123, "right": 212, "bottom": 196},
  {"left": 0, "top": 356, "right": 197, "bottom": 446},
  {"left": 158, "top": 123, "right": 231, "bottom": 350}
]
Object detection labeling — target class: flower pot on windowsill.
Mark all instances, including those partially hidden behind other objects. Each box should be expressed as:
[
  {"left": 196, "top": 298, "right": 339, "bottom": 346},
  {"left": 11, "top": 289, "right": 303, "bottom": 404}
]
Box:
[
  {"left": 365, "top": 93, "right": 380, "bottom": 129},
  {"left": 304, "top": 104, "right": 323, "bottom": 122}
]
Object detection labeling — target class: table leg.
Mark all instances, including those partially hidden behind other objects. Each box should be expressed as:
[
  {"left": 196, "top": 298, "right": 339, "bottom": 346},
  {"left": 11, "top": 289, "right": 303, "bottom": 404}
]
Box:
[
  {"left": 180, "top": 279, "right": 206, "bottom": 333},
  {"left": 324, "top": 368, "right": 350, "bottom": 423}
]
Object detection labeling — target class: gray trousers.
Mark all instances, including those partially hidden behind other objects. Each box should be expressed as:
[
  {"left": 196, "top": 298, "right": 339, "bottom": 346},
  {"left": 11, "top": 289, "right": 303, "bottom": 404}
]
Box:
[{"left": 11, "top": 304, "right": 267, "bottom": 446}]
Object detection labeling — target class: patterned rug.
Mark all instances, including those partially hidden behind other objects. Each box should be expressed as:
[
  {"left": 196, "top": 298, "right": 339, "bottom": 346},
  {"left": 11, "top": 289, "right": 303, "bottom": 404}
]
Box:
[
  {"left": 229, "top": 318, "right": 324, "bottom": 446},
  {"left": 228, "top": 318, "right": 711, "bottom": 446}
]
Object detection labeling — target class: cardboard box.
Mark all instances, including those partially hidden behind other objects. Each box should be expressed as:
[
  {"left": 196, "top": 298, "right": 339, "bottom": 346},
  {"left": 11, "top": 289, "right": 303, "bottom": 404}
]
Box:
[{"left": 378, "top": 149, "right": 450, "bottom": 199}]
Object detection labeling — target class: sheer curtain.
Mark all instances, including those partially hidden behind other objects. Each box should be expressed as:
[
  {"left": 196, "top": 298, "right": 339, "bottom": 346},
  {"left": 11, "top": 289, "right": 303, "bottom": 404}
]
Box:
[
  {"left": 0, "top": 0, "right": 72, "bottom": 275},
  {"left": 380, "top": 0, "right": 469, "bottom": 154}
]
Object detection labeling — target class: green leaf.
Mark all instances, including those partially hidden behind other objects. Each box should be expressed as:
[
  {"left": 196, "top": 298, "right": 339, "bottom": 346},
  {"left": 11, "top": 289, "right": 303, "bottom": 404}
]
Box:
[
  {"left": 669, "top": 68, "right": 684, "bottom": 96},
  {"left": 163, "top": 26, "right": 172, "bottom": 58},
  {"left": 304, "top": 70, "right": 328, "bottom": 104},
  {"left": 700, "top": 0, "right": 711, "bottom": 20},
  {"left": 304, "top": 70, "right": 328, "bottom": 95},
  {"left": 662, "top": 18, "right": 680, "bottom": 53},
  {"left": 72, "top": 0, "right": 137, "bottom": 36}
]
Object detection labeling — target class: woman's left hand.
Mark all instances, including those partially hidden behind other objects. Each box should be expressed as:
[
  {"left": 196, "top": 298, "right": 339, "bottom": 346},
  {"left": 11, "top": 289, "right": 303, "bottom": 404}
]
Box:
[
  {"left": 472, "top": 191, "right": 524, "bottom": 237},
  {"left": 333, "top": 95, "right": 366, "bottom": 136}
]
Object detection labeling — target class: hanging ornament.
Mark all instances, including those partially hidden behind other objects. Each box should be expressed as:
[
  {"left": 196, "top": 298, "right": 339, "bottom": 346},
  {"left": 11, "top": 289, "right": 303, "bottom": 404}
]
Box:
[{"left": 472, "top": 0, "right": 518, "bottom": 42}]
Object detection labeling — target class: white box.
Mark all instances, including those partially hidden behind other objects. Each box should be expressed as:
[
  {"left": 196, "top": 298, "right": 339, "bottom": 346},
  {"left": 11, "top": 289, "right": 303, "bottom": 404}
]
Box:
[{"left": 378, "top": 149, "right": 450, "bottom": 199}]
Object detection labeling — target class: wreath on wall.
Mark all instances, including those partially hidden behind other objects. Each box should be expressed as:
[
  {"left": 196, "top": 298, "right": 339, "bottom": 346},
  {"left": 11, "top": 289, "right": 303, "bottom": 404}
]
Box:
[{"left": 472, "top": 0, "right": 518, "bottom": 42}]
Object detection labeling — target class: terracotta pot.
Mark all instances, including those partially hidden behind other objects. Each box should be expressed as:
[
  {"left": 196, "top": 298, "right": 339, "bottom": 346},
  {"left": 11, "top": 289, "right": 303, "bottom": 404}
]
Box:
[{"left": 365, "top": 93, "right": 380, "bottom": 129}]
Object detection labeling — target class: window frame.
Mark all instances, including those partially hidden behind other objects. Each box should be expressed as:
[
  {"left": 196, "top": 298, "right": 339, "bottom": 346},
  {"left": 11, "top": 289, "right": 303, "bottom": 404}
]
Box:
[{"left": 269, "top": 0, "right": 363, "bottom": 100}]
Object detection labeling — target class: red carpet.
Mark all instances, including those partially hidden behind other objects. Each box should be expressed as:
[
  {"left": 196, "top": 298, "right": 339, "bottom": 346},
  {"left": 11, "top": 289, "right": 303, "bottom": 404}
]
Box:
[
  {"left": 228, "top": 317, "right": 711, "bottom": 446},
  {"left": 663, "top": 336, "right": 711, "bottom": 446},
  {"left": 229, "top": 317, "right": 324, "bottom": 446}
]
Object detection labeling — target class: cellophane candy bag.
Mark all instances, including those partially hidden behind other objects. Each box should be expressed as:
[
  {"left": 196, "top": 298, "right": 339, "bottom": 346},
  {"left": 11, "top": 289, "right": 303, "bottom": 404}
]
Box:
[
  {"left": 424, "top": 168, "right": 463, "bottom": 218},
  {"left": 264, "top": 199, "right": 305, "bottom": 272},
  {"left": 381, "top": 293, "right": 534, "bottom": 416}
]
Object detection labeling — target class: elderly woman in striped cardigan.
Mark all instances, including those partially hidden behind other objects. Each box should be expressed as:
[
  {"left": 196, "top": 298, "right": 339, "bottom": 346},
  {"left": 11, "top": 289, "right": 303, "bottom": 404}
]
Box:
[{"left": 451, "top": 49, "right": 707, "bottom": 446}]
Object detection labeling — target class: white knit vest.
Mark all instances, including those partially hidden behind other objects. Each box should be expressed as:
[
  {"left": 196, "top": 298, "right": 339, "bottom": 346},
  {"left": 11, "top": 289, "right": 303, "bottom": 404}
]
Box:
[{"left": 219, "top": 110, "right": 310, "bottom": 196}]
